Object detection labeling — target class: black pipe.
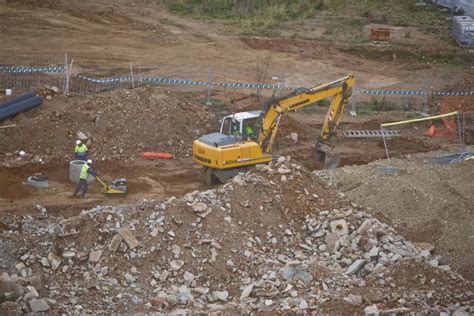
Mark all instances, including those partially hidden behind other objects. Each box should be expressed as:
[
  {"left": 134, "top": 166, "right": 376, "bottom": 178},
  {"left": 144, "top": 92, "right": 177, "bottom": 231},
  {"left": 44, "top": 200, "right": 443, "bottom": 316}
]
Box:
[
  {"left": 0, "top": 92, "right": 36, "bottom": 109},
  {"left": 0, "top": 96, "right": 42, "bottom": 121}
]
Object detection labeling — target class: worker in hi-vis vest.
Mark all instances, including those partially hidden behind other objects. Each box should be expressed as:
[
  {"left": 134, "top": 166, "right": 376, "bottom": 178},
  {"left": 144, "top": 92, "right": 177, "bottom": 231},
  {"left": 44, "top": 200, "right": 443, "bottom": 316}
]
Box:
[
  {"left": 74, "top": 140, "right": 88, "bottom": 161},
  {"left": 72, "top": 159, "right": 96, "bottom": 198}
]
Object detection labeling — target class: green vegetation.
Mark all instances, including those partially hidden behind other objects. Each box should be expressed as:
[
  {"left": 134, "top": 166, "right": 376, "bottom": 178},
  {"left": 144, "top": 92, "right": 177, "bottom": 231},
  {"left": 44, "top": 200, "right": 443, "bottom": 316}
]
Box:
[
  {"left": 159, "top": 0, "right": 324, "bottom": 34},
  {"left": 197, "top": 97, "right": 230, "bottom": 107},
  {"left": 158, "top": 0, "right": 449, "bottom": 36},
  {"left": 357, "top": 98, "right": 417, "bottom": 114},
  {"left": 158, "top": 1, "right": 466, "bottom": 66}
]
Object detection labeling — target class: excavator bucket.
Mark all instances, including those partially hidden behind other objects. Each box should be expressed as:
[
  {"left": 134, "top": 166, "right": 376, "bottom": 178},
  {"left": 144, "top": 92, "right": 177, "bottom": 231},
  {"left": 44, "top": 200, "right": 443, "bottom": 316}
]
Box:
[{"left": 312, "top": 144, "right": 341, "bottom": 169}]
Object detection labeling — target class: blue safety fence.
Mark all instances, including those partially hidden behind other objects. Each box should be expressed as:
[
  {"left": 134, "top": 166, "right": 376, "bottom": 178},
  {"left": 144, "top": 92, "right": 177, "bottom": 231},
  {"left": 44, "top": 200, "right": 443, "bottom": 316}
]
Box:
[
  {"left": 2, "top": 65, "right": 474, "bottom": 96},
  {"left": 0, "top": 66, "right": 65, "bottom": 73},
  {"left": 357, "top": 89, "right": 474, "bottom": 97},
  {"left": 75, "top": 74, "right": 474, "bottom": 95},
  {"left": 75, "top": 74, "right": 292, "bottom": 90}
]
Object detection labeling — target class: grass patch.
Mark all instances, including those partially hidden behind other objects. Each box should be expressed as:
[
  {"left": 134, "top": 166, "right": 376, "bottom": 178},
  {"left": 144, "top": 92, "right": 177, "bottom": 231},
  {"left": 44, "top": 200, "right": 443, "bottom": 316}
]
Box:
[
  {"left": 158, "top": 0, "right": 325, "bottom": 35},
  {"left": 157, "top": 0, "right": 450, "bottom": 37},
  {"left": 197, "top": 97, "right": 230, "bottom": 107},
  {"left": 356, "top": 98, "right": 412, "bottom": 114},
  {"left": 157, "top": 1, "right": 467, "bottom": 65}
]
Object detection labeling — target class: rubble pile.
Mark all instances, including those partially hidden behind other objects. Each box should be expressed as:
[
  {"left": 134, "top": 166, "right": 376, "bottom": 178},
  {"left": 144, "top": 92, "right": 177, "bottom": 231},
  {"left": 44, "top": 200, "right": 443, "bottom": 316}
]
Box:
[
  {"left": 0, "top": 86, "right": 216, "bottom": 164},
  {"left": 0, "top": 157, "right": 472, "bottom": 314}
]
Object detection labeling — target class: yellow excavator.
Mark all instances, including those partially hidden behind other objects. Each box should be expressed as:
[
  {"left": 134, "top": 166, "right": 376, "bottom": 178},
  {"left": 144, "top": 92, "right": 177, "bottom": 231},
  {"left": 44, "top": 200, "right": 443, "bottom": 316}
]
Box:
[{"left": 193, "top": 74, "right": 354, "bottom": 185}]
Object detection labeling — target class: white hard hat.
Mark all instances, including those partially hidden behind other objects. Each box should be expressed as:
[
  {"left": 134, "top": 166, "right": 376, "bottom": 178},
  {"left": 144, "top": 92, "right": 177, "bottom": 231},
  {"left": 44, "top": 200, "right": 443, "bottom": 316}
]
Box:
[
  {"left": 87, "top": 159, "right": 92, "bottom": 164},
  {"left": 76, "top": 140, "right": 82, "bottom": 145}
]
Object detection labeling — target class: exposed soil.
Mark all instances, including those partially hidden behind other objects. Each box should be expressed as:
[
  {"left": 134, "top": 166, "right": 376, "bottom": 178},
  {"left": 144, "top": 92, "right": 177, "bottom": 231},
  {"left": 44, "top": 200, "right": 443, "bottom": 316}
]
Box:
[
  {"left": 0, "top": 158, "right": 206, "bottom": 215},
  {"left": 0, "top": 87, "right": 217, "bottom": 163},
  {"left": 0, "top": 1, "right": 473, "bottom": 314},
  {"left": 319, "top": 149, "right": 474, "bottom": 281}
]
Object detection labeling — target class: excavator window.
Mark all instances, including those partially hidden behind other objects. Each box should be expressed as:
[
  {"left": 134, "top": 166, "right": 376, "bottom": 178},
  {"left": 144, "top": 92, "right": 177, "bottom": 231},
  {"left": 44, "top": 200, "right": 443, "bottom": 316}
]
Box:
[
  {"left": 221, "top": 117, "right": 241, "bottom": 136},
  {"left": 243, "top": 118, "right": 258, "bottom": 138},
  {"left": 231, "top": 120, "right": 240, "bottom": 136},
  {"left": 222, "top": 117, "right": 231, "bottom": 135}
]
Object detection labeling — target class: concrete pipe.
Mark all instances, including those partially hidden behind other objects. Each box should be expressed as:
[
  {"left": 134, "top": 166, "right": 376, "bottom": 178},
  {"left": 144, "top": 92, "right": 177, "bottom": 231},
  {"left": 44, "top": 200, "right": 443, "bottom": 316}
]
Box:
[
  {"left": 27, "top": 175, "right": 49, "bottom": 188},
  {"left": 69, "top": 160, "right": 94, "bottom": 184}
]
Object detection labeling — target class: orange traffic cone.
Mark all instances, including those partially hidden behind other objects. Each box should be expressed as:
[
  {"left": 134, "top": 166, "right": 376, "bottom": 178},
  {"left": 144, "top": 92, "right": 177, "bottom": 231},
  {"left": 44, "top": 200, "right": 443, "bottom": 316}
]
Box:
[{"left": 425, "top": 125, "right": 436, "bottom": 137}]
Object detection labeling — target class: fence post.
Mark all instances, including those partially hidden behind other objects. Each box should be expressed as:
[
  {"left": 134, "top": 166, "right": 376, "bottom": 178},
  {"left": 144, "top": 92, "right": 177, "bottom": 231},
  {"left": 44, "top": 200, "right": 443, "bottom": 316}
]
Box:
[
  {"left": 206, "top": 69, "right": 212, "bottom": 106},
  {"left": 381, "top": 125, "right": 391, "bottom": 166},
  {"left": 137, "top": 65, "right": 141, "bottom": 88},
  {"left": 67, "top": 59, "right": 74, "bottom": 96},
  {"left": 129, "top": 63, "right": 135, "bottom": 89},
  {"left": 457, "top": 112, "right": 464, "bottom": 153},
  {"left": 421, "top": 87, "right": 430, "bottom": 115},
  {"left": 350, "top": 83, "right": 357, "bottom": 116},
  {"left": 63, "top": 53, "right": 68, "bottom": 95}
]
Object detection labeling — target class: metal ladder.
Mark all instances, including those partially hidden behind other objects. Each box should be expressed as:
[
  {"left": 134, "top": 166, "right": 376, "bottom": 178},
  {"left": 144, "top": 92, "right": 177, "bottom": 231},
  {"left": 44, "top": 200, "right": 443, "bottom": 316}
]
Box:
[{"left": 343, "top": 130, "right": 400, "bottom": 138}]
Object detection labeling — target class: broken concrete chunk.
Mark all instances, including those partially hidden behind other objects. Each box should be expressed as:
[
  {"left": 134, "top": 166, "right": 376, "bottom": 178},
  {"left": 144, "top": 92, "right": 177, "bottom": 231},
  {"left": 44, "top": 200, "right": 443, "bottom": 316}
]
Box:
[
  {"left": 368, "top": 247, "right": 379, "bottom": 258},
  {"left": 169, "top": 260, "right": 184, "bottom": 271},
  {"left": 88, "top": 250, "right": 102, "bottom": 263},
  {"left": 183, "top": 271, "right": 195, "bottom": 283},
  {"left": 61, "top": 251, "right": 76, "bottom": 259},
  {"left": 196, "top": 208, "right": 213, "bottom": 218},
  {"left": 118, "top": 227, "right": 140, "bottom": 249},
  {"left": 325, "top": 232, "right": 340, "bottom": 254},
  {"left": 14, "top": 262, "right": 26, "bottom": 271},
  {"left": 240, "top": 284, "right": 254, "bottom": 300},
  {"left": 109, "top": 234, "right": 123, "bottom": 252},
  {"left": 212, "top": 290, "right": 229, "bottom": 302},
  {"left": 364, "top": 304, "right": 380, "bottom": 316},
  {"left": 277, "top": 167, "right": 291, "bottom": 175},
  {"left": 47, "top": 252, "right": 61, "bottom": 271},
  {"left": 29, "top": 299, "right": 50, "bottom": 312},
  {"left": 330, "top": 219, "right": 349, "bottom": 236},
  {"left": 290, "top": 132, "right": 298, "bottom": 142},
  {"left": 40, "top": 257, "right": 50, "bottom": 268},
  {"left": 345, "top": 259, "right": 365, "bottom": 276},
  {"left": 280, "top": 265, "right": 313, "bottom": 284},
  {"left": 414, "top": 242, "right": 435, "bottom": 253},
  {"left": 389, "top": 246, "right": 412, "bottom": 257},
  {"left": 298, "top": 299, "right": 309, "bottom": 310},
  {"left": 357, "top": 219, "right": 372, "bottom": 235},
  {"left": 232, "top": 174, "right": 245, "bottom": 186},
  {"left": 344, "top": 294, "right": 363, "bottom": 305},
  {"left": 171, "top": 244, "right": 182, "bottom": 258},
  {"left": 191, "top": 202, "right": 208, "bottom": 213}
]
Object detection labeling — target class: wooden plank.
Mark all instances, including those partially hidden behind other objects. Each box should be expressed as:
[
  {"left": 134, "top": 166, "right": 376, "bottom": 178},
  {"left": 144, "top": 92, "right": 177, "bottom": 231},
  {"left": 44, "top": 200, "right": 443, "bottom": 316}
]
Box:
[{"left": 0, "top": 124, "right": 16, "bottom": 129}]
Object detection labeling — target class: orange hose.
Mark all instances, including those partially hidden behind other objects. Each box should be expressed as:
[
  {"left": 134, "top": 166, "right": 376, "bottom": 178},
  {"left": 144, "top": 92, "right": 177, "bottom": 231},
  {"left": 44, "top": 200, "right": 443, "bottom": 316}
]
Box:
[{"left": 142, "top": 152, "right": 173, "bottom": 159}]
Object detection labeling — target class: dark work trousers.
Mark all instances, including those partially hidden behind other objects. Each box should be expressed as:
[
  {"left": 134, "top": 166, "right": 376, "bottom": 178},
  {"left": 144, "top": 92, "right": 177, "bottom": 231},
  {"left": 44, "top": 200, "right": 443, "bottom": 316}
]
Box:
[
  {"left": 76, "top": 153, "right": 88, "bottom": 161},
  {"left": 74, "top": 179, "right": 88, "bottom": 197}
]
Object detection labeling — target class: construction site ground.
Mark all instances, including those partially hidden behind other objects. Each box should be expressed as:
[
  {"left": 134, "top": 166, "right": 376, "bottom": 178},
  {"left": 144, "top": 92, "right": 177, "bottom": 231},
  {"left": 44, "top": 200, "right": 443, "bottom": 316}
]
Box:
[{"left": 0, "top": 1, "right": 473, "bottom": 314}]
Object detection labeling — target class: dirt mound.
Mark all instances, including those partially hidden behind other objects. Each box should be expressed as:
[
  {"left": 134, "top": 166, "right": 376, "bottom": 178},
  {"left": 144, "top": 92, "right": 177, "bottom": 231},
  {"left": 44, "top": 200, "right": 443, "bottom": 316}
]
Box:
[
  {"left": 317, "top": 148, "right": 474, "bottom": 281},
  {"left": 0, "top": 86, "right": 217, "bottom": 163},
  {"left": 0, "top": 157, "right": 471, "bottom": 314}
]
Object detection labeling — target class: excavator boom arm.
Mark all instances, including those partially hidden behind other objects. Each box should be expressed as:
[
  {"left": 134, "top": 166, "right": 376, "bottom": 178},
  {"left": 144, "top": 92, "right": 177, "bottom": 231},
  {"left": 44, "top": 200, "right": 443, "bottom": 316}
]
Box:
[{"left": 256, "top": 75, "right": 354, "bottom": 153}]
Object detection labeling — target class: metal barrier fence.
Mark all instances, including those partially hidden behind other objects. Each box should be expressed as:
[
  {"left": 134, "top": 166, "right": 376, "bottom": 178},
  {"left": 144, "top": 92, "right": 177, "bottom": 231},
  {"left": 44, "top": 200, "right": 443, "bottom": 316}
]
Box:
[{"left": 1, "top": 60, "right": 473, "bottom": 113}]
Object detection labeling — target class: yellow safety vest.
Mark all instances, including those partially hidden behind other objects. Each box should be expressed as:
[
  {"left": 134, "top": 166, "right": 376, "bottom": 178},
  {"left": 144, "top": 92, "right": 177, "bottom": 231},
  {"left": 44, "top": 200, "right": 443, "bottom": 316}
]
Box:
[
  {"left": 75, "top": 144, "right": 88, "bottom": 154},
  {"left": 80, "top": 164, "right": 90, "bottom": 180},
  {"left": 245, "top": 126, "right": 253, "bottom": 136}
]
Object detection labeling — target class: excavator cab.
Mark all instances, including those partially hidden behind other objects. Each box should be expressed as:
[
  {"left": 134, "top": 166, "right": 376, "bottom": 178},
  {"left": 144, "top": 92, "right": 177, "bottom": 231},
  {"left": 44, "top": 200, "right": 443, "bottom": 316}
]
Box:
[{"left": 220, "top": 111, "right": 260, "bottom": 139}]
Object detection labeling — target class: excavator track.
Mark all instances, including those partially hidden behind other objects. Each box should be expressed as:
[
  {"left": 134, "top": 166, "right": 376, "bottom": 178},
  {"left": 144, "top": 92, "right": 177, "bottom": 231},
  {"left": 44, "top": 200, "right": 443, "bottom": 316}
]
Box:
[{"left": 203, "top": 166, "right": 251, "bottom": 186}]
